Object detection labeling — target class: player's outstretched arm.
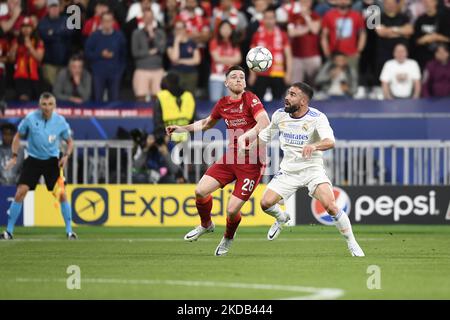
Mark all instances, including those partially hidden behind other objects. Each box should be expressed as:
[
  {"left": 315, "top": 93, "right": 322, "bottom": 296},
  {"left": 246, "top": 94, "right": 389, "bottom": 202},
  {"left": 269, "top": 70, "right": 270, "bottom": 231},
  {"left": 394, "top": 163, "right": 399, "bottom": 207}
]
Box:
[
  {"left": 302, "top": 138, "right": 335, "bottom": 159},
  {"left": 3, "top": 132, "right": 21, "bottom": 171},
  {"left": 238, "top": 111, "right": 270, "bottom": 151},
  {"left": 166, "top": 116, "right": 219, "bottom": 136}
]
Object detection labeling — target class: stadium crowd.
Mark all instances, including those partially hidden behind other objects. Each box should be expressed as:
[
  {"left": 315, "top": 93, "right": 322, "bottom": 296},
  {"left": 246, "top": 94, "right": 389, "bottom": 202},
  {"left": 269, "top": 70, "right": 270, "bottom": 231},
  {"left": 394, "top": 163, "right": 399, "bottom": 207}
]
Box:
[{"left": 0, "top": 0, "right": 449, "bottom": 105}]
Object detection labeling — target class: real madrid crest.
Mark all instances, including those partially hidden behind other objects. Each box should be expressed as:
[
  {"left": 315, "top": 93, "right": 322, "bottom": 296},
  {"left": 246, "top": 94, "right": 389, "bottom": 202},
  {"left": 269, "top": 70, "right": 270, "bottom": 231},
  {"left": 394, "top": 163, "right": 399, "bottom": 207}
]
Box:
[{"left": 302, "top": 123, "right": 309, "bottom": 132}]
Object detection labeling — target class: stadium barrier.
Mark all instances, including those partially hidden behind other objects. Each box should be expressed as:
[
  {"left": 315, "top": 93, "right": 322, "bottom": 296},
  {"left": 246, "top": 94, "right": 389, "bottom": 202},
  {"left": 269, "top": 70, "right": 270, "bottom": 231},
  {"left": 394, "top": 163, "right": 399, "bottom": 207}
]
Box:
[
  {"left": 172, "top": 140, "right": 450, "bottom": 185},
  {"left": 19, "top": 140, "right": 135, "bottom": 184},
  {"left": 15, "top": 139, "right": 448, "bottom": 186},
  {"left": 296, "top": 186, "right": 450, "bottom": 225}
]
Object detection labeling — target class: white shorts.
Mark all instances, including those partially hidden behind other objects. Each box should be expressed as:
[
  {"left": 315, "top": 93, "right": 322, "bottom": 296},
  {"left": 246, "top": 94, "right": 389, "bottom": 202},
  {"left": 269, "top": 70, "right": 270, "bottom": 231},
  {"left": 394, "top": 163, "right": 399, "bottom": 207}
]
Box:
[{"left": 266, "top": 166, "right": 332, "bottom": 200}]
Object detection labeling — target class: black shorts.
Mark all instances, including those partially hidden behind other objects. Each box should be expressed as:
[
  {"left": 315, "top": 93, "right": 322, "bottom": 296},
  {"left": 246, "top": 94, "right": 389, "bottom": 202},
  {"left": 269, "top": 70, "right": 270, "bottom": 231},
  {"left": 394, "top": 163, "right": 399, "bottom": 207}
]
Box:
[{"left": 18, "top": 156, "right": 59, "bottom": 191}]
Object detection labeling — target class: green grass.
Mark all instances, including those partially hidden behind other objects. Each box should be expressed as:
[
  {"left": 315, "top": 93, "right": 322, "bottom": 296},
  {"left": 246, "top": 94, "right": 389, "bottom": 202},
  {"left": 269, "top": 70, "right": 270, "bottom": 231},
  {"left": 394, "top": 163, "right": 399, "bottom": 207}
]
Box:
[{"left": 0, "top": 225, "right": 449, "bottom": 299}]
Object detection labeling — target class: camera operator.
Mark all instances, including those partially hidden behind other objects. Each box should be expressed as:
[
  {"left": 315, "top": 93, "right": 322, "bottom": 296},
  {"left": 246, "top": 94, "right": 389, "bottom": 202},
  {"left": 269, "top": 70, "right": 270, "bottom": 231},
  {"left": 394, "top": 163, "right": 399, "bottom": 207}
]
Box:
[{"left": 132, "top": 130, "right": 186, "bottom": 184}]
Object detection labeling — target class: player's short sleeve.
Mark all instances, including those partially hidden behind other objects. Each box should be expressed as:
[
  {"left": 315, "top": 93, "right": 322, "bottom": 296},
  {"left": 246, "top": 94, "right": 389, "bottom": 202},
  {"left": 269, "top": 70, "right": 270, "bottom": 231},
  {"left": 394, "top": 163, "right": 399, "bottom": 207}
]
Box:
[
  {"left": 210, "top": 100, "right": 222, "bottom": 120},
  {"left": 259, "top": 110, "right": 280, "bottom": 143},
  {"left": 316, "top": 113, "right": 335, "bottom": 141},
  {"left": 60, "top": 118, "right": 72, "bottom": 140},
  {"left": 17, "top": 116, "right": 29, "bottom": 137},
  {"left": 248, "top": 93, "right": 265, "bottom": 118}
]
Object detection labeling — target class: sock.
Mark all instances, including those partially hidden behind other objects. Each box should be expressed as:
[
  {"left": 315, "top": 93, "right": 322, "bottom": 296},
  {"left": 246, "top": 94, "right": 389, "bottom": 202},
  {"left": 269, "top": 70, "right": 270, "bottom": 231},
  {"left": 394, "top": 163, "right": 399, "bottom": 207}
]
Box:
[
  {"left": 332, "top": 210, "right": 355, "bottom": 242},
  {"left": 6, "top": 201, "right": 23, "bottom": 235},
  {"left": 224, "top": 212, "right": 241, "bottom": 239},
  {"left": 263, "top": 204, "right": 287, "bottom": 222},
  {"left": 196, "top": 195, "right": 213, "bottom": 228},
  {"left": 60, "top": 201, "right": 73, "bottom": 234}
]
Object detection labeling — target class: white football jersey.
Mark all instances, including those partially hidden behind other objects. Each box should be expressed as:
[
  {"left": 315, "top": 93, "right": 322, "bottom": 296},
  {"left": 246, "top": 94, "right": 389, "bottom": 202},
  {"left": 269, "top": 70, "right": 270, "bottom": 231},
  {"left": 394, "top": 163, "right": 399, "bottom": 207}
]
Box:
[{"left": 259, "top": 107, "right": 335, "bottom": 172}]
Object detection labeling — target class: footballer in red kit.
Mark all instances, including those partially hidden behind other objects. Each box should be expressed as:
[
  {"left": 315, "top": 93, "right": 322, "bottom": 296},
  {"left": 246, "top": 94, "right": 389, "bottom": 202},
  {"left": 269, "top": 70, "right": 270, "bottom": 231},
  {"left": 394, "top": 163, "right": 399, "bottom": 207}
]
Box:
[{"left": 166, "top": 65, "right": 270, "bottom": 256}]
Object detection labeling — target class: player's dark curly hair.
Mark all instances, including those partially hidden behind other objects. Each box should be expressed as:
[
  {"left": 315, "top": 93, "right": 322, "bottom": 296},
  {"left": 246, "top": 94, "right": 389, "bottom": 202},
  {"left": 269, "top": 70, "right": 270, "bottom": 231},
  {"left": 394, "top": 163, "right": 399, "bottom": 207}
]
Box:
[{"left": 291, "top": 82, "right": 314, "bottom": 101}]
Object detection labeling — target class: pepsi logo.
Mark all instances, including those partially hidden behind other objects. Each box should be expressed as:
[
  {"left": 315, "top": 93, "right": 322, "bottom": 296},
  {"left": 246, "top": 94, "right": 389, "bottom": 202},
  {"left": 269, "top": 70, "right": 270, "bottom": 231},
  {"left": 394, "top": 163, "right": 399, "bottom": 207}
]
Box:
[{"left": 311, "top": 187, "right": 351, "bottom": 225}]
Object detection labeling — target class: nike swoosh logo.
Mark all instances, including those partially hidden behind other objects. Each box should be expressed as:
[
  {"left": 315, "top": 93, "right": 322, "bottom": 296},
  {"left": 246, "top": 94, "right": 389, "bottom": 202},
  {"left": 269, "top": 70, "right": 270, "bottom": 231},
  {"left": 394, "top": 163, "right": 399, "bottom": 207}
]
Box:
[
  {"left": 185, "top": 233, "right": 197, "bottom": 239},
  {"left": 268, "top": 229, "right": 278, "bottom": 239}
]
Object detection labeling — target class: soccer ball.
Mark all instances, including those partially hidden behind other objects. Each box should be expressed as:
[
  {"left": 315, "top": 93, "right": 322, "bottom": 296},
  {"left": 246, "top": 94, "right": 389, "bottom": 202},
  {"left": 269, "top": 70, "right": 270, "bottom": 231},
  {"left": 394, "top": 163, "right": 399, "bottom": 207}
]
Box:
[{"left": 246, "top": 46, "right": 273, "bottom": 72}]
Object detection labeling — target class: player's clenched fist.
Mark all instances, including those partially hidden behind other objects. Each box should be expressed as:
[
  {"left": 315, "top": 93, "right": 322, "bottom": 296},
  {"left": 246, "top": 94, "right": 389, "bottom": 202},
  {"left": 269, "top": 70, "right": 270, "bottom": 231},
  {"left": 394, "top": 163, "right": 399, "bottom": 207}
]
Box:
[
  {"left": 302, "top": 144, "right": 317, "bottom": 159},
  {"left": 166, "top": 125, "right": 181, "bottom": 136}
]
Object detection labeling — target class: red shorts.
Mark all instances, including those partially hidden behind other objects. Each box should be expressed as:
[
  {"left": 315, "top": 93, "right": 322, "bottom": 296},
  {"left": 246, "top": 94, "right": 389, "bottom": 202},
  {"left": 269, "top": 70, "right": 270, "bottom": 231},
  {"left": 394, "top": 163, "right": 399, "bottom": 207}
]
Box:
[{"left": 205, "top": 154, "right": 265, "bottom": 201}]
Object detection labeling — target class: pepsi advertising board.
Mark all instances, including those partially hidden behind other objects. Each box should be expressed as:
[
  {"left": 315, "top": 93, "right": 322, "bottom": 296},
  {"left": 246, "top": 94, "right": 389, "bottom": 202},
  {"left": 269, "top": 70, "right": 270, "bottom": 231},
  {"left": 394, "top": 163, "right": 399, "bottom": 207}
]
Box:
[{"left": 296, "top": 186, "right": 450, "bottom": 225}]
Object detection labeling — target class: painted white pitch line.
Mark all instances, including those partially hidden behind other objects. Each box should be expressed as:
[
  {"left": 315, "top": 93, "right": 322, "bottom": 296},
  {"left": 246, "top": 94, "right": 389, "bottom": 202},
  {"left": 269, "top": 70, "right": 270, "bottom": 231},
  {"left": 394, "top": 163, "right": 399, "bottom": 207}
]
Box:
[
  {"left": 15, "top": 277, "right": 344, "bottom": 300},
  {"left": 4, "top": 237, "right": 384, "bottom": 242}
]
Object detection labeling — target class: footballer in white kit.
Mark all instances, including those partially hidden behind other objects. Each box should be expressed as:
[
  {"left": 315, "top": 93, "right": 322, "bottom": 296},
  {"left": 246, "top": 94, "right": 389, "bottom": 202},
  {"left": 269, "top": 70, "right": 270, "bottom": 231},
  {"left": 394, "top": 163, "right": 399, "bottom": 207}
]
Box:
[{"left": 258, "top": 82, "right": 365, "bottom": 257}]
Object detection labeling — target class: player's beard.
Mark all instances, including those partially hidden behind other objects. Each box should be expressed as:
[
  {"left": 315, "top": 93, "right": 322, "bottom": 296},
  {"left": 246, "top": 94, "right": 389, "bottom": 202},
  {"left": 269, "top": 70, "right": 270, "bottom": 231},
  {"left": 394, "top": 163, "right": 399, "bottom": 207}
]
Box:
[{"left": 284, "top": 101, "right": 300, "bottom": 114}]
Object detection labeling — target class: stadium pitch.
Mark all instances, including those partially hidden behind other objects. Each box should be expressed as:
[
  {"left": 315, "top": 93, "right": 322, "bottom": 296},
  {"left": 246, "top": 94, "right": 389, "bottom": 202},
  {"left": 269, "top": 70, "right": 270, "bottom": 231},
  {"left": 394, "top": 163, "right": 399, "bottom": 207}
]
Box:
[{"left": 0, "top": 225, "right": 449, "bottom": 299}]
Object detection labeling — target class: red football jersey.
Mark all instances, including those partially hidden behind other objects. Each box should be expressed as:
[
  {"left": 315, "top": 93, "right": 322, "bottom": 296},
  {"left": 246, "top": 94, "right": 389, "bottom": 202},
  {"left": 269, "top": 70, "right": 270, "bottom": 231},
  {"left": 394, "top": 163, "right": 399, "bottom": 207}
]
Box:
[{"left": 210, "top": 91, "right": 265, "bottom": 151}]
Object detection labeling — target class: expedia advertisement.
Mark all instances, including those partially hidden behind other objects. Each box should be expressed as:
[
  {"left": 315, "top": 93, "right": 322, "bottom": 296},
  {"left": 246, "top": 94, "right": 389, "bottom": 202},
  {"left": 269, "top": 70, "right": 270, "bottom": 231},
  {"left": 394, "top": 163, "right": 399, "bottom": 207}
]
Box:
[
  {"left": 296, "top": 186, "right": 450, "bottom": 225},
  {"left": 34, "top": 184, "right": 275, "bottom": 227}
]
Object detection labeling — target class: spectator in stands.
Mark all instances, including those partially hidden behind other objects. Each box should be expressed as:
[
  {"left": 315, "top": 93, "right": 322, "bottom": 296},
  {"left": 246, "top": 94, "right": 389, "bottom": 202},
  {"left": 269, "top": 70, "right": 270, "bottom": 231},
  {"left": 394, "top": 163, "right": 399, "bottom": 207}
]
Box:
[
  {"left": 314, "top": 0, "right": 339, "bottom": 17},
  {"left": 315, "top": 51, "right": 358, "bottom": 98},
  {"left": 167, "top": 20, "right": 201, "bottom": 95},
  {"left": 352, "top": 0, "right": 383, "bottom": 98},
  {"left": 38, "top": 0, "right": 74, "bottom": 88},
  {"left": 422, "top": 44, "right": 450, "bottom": 97},
  {"left": 243, "top": 0, "right": 270, "bottom": 55},
  {"left": 131, "top": 6, "right": 166, "bottom": 102},
  {"left": 53, "top": 54, "right": 92, "bottom": 103},
  {"left": 380, "top": 43, "right": 421, "bottom": 99},
  {"left": 209, "top": 20, "right": 241, "bottom": 102},
  {"left": 176, "top": 0, "right": 211, "bottom": 99},
  {"left": 27, "top": 0, "right": 49, "bottom": 20},
  {"left": 412, "top": 0, "right": 450, "bottom": 70},
  {"left": 8, "top": 16, "right": 44, "bottom": 101},
  {"left": 0, "top": 123, "right": 24, "bottom": 185},
  {"left": 176, "top": 0, "right": 210, "bottom": 46},
  {"left": 249, "top": 6, "right": 292, "bottom": 101},
  {"left": 0, "top": 0, "right": 24, "bottom": 36},
  {"left": 0, "top": 28, "right": 7, "bottom": 109},
  {"left": 82, "top": 0, "right": 120, "bottom": 38},
  {"left": 402, "top": 0, "right": 426, "bottom": 23},
  {"left": 162, "top": 0, "right": 179, "bottom": 37},
  {"left": 321, "top": 0, "right": 366, "bottom": 71},
  {"left": 85, "top": 12, "right": 127, "bottom": 102},
  {"left": 126, "top": 0, "right": 163, "bottom": 27},
  {"left": 286, "top": 0, "right": 321, "bottom": 85},
  {"left": 87, "top": 0, "right": 127, "bottom": 26},
  {"left": 153, "top": 72, "right": 196, "bottom": 144},
  {"left": 375, "top": 0, "right": 413, "bottom": 78},
  {"left": 132, "top": 131, "right": 186, "bottom": 184},
  {"left": 211, "top": 0, "right": 248, "bottom": 41}
]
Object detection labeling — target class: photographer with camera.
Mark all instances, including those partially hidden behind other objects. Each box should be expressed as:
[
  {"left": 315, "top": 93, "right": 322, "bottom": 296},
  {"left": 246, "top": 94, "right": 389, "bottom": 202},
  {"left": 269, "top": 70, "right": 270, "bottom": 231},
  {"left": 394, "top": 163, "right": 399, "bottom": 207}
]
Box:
[
  {"left": 315, "top": 51, "right": 358, "bottom": 99},
  {"left": 131, "top": 129, "right": 186, "bottom": 184}
]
